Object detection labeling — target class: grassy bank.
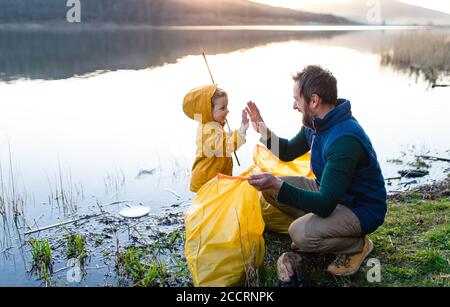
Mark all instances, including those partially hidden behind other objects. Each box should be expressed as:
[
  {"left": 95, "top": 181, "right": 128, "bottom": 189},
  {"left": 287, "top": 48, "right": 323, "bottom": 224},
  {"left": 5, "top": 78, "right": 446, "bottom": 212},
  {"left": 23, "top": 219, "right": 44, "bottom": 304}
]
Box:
[
  {"left": 24, "top": 181, "right": 448, "bottom": 287},
  {"left": 262, "top": 196, "right": 450, "bottom": 287},
  {"left": 116, "top": 194, "right": 449, "bottom": 287}
]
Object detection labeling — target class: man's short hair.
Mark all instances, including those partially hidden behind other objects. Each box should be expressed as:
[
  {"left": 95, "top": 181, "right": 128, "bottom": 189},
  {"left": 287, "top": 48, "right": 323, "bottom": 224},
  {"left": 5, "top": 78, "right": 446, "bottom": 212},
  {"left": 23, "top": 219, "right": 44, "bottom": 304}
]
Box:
[{"left": 293, "top": 65, "right": 337, "bottom": 105}]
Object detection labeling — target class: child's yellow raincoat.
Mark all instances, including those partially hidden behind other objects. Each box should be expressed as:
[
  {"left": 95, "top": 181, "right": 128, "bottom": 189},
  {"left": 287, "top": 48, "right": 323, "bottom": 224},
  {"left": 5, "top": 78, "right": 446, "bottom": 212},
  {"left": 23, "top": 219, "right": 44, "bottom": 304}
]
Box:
[{"left": 183, "top": 84, "right": 245, "bottom": 192}]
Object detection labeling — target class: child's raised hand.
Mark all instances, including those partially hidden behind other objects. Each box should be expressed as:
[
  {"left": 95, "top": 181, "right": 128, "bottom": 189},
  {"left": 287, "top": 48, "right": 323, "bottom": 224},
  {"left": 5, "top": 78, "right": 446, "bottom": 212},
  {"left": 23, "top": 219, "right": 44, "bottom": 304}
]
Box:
[
  {"left": 239, "top": 109, "right": 250, "bottom": 136},
  {"left": 241, "top": 109, "right": 249, "bottom": 128},
  {"left": 242, "top": 108, "right": 249, "bottom": 124}
]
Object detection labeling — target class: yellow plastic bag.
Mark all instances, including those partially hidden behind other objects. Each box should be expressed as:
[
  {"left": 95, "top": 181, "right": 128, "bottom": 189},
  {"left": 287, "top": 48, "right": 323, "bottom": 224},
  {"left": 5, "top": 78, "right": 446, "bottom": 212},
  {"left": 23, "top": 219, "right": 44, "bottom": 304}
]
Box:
[
  {"left": 252, "top": 144, "right": 314, "bottom": 178},
  {"left": 185, "top": 174, "right": 265, "bottom": 287},
  {"left": 259, "top": 195, "right": 293, "bottom": 235},
  {"left": 243, "top": 145, "right": 315, "bottom": 234},
  {"left": 185, "top": 145, "right": 313, "bottom": 286}
]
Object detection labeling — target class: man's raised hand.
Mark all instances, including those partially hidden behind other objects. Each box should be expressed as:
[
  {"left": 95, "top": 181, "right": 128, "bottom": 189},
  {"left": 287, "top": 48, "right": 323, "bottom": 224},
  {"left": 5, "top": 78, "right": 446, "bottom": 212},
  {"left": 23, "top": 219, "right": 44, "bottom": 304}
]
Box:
[{"left": 246, "top": 101, "right": 265, "bottom": 133}]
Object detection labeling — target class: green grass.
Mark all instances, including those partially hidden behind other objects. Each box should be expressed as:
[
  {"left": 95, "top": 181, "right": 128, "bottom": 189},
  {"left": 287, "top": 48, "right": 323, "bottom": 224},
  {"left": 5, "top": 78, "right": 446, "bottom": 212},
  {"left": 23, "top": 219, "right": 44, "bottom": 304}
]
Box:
[
  {"left": 66, "top": 233, "right": 88, "bottom": 265},
  {"left": 424, "top": 224, "right": 450, "bottom": 251},
  {"left": 408, "top": 160, "right": 431, "bottom": 169},
  {"left": 29, "top": 239, "right": 53, "bottom": 283},
  {"left": 116, "top": 247, "right": 147, "bottom": 282},
  {"left": 141, "top": 260, "right": 167, "bottom": 287},
  {"left": 115, "top": 246, "right": 170, "bottom": 287},
  {"left": 114, "top": 229, "right": 192, "bottom": 287},
  {"left": 262, "top": 198, "right": 450, "bottom": 287}
]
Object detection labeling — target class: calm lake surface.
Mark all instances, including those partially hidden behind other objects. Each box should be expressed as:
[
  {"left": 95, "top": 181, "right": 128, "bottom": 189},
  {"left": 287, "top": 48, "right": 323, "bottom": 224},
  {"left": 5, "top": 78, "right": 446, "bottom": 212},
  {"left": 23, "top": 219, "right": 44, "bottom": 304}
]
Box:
[{"left": 0, "top": 25, "right": 449, "bottom": 286}]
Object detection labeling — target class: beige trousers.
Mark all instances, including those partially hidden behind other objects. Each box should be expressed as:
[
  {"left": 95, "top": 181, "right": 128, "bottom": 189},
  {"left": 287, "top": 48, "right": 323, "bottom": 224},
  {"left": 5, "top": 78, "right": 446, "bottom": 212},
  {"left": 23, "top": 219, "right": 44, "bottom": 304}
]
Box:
[{"left": 263, "top": 176, "right": 364, "bottom": 255}]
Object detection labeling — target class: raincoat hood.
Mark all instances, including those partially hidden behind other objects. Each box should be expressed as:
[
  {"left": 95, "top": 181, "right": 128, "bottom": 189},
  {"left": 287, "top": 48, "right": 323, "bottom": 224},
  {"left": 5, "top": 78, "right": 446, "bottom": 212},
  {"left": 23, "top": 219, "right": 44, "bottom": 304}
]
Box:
[{"left": 183, "top": 84, "right": 217, "bottom": 124}]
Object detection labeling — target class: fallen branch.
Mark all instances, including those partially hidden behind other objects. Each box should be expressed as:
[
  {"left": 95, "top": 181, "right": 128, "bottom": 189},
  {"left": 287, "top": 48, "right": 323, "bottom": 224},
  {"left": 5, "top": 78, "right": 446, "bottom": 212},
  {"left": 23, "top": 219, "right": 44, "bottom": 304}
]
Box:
[
  {"left": 24, "top": 213, "right": 104, "bottom": 236},
  {"left": 385, "top": 177, "right": 402, "bottom": 181},
  {"left": 415, "top": 155, "right": 450, "bottom": 162},
  {"left": 432, "top": 84, "right": 450, "bottom": 88},
  {"left": 101, "top": 200, "right": 134, "bottom": 207},
  {"left": 403, "top": 180, "right": 418, "bottom": 187}
]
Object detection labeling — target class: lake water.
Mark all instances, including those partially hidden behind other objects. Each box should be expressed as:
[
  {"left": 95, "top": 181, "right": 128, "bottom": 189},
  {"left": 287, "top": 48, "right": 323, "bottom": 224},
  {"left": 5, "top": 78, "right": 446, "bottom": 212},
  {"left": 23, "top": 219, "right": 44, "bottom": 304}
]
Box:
[{"left": 0, "top": 25, "right": 449, "bottom": 286}]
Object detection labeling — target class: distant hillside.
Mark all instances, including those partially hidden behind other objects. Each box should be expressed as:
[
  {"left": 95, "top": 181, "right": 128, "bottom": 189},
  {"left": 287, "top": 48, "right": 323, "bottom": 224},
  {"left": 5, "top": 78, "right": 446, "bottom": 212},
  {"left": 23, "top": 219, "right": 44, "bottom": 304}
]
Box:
[
  {"left": 0, "top": 0, "right": 353, "bottom": 25},
  {"left": 297, "top": 0, "right": 450, "bottom": 25}
]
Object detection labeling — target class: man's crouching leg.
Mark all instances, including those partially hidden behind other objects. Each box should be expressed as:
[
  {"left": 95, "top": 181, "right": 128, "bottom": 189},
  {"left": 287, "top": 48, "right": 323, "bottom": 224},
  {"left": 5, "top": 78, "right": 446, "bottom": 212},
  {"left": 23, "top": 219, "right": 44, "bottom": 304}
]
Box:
[{"left": 288, "top": 204, "right": 373, "bottom": 276}]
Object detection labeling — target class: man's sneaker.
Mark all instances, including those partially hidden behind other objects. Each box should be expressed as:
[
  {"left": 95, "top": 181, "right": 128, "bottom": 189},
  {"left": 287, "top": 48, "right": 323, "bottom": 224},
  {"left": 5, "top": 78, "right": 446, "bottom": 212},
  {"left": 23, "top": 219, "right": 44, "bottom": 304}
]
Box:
[
  {"left": 327, "top": 236, "right": 374, "bottom": 276},
  {"left": 277, "top": 252, "right": 309, "bottom": 287}
]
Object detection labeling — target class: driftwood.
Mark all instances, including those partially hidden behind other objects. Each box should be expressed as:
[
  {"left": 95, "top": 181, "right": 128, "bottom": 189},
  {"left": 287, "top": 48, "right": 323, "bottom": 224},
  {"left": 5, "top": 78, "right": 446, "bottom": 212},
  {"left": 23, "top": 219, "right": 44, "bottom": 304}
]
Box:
[
  {"left": 416, "top": 155, "right": 450, "bottom": 162},
  {"left": 385, "top": 177, "right": 402, "bottom": 181},
  {"left": 101, "top": 200, "right": 133, "bottom": 207},
  {"left": 432, "top": 84, "right": 450, "bottom": 88},
  {"left": 24, "top": 200, "right": 132, "bottom": 235},
  {"left": 24, "top": 213, "right": 104, "bottom": 235}
]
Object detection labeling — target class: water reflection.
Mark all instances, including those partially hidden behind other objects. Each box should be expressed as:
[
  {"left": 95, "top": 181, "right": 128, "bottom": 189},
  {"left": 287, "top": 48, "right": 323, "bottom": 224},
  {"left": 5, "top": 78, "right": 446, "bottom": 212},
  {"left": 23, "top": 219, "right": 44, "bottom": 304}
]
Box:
[
  {"left": 2, "top": 26, "right": 447, "bottom": 86},
  {"left": 380, "top": 30, "right": 450, "bottom": 86},
  {"left": 0, "top": 27, "right": 348, "bottom": 81}
]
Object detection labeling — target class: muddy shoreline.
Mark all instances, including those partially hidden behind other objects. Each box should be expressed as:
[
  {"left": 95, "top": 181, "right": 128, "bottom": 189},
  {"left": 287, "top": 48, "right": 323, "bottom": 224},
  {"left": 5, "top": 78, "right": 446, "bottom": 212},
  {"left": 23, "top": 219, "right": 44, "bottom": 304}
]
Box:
[{"left": 17, "top": 174, "right": 448, "bottom": 287}]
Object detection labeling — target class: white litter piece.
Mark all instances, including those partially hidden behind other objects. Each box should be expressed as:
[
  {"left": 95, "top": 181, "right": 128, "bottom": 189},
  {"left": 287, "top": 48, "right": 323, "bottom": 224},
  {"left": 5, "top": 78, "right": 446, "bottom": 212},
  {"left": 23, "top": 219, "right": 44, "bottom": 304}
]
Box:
[{"left": 119, "top": 206, "right": 151, "bottom": 218}]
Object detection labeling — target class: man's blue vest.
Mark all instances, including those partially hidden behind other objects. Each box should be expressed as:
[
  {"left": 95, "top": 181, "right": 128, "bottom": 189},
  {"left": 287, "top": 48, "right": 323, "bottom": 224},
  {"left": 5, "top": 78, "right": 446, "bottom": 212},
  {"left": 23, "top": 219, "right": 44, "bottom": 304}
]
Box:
[{"left": 304, "top": 99, "right": 387, "bottom": 235}]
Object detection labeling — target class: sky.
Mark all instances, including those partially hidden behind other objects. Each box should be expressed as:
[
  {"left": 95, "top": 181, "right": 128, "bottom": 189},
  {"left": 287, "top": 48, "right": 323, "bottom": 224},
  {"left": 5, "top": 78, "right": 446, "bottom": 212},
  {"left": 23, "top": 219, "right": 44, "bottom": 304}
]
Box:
[{"left": 251, "top": 0, "right": 450, "bottom": 15}]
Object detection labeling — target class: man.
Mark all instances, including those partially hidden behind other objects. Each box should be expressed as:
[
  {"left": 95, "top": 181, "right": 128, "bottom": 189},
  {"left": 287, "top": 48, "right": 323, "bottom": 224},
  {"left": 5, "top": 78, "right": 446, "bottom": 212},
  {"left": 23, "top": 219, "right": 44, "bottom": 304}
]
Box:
[{"left": 246, "top": 65, "right": 387, "bottom": 278}]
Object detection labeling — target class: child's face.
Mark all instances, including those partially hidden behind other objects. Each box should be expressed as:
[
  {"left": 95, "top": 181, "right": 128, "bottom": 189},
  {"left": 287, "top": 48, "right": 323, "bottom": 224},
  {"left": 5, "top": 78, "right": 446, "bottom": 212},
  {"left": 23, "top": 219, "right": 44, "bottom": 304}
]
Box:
[{"left": 212, "top": 96, "right": 229, "bottom": 125}]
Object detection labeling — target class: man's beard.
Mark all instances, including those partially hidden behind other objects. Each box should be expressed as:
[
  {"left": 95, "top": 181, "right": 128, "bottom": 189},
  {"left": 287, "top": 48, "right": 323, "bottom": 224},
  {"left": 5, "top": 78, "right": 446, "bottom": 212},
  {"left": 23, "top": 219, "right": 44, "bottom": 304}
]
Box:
[{"left": 302, "top": 104, "right": 314, "bottom": 129}]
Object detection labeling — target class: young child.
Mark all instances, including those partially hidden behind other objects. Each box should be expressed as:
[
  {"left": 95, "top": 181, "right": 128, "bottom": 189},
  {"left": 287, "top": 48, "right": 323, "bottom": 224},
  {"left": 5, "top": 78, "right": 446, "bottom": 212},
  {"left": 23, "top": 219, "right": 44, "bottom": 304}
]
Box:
[{"left": 183, "top": 84, "right": 249, "bottom": 192}]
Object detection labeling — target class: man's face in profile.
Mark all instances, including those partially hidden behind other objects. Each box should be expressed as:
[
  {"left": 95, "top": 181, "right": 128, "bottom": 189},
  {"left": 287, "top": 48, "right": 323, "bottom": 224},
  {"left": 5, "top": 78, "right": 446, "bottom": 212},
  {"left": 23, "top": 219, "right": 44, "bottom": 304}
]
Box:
[{"left": 293, "top": 81, "right": 313, "bottom": 129}]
